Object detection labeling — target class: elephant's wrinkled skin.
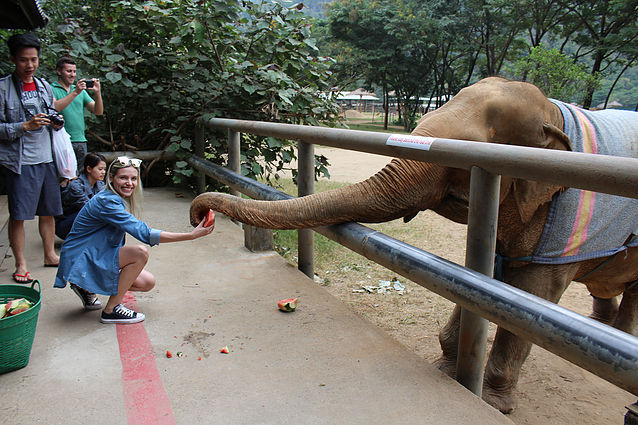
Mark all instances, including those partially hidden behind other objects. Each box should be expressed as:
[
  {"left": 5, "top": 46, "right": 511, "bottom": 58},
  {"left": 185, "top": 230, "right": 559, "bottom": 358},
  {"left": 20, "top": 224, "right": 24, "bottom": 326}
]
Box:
[{"left": 190, "top": 77, "right": 638, "bottom": 413}]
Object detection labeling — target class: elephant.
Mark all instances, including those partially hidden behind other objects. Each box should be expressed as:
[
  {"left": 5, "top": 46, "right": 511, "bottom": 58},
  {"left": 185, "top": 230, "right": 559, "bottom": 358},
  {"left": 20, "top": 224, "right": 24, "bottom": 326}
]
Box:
[{"left": 190, "top": 77, "right": 638, "bottom": 413}]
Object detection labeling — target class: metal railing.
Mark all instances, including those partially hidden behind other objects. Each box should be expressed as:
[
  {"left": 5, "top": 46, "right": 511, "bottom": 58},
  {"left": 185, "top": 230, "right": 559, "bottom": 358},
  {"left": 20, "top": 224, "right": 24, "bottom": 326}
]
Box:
[
  {"left": 195, "top": 118, "right": 638, "bottom": 198},
  {"left": 152, "top": 117, "right": 638, "bottom": 400}
]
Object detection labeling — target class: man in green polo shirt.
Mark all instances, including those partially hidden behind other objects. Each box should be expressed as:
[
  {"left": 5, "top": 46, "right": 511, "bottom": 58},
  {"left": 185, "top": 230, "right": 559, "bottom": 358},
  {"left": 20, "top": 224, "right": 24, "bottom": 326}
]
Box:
[{"left": 52, "top": 57, "right": 103, "bottom": 173}]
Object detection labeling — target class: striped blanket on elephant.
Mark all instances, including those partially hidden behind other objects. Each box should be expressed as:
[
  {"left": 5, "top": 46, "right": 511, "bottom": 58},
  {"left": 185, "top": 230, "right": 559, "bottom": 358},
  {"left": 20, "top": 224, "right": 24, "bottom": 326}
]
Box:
[{"left": 528, "top": 100, "right": 638, "bottom": 264}]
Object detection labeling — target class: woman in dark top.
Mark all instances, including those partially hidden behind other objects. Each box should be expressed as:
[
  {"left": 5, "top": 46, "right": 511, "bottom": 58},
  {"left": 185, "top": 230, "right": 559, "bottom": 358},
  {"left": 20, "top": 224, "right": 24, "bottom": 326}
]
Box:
[{"left": 55, "top": 152, "right": 106, "bottom": 239}]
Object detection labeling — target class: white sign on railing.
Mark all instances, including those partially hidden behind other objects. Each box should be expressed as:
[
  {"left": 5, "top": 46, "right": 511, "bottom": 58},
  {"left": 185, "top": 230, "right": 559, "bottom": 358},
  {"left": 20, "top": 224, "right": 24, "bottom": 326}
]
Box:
[{"left": 386, "top": 134, "right": 435, "bottom": 151}]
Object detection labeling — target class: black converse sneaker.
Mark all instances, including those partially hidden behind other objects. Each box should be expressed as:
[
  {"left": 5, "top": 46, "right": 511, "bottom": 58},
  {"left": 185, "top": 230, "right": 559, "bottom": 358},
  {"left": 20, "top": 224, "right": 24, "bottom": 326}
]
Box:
[
  {"left": 100, "top": 304, "right": 145, "bottom": 324},
  {"left": 70, "top": 283, "right": 102, "bottom": 310}
]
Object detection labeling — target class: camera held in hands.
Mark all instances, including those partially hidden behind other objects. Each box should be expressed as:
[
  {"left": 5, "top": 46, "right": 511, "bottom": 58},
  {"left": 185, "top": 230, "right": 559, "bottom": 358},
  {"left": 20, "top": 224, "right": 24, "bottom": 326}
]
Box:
[
  {"left": 47, "top": 113, "right": 64, "bottom": 126},
  {"left": 84, "top": 79, "right": 95, "bottom": 88}
]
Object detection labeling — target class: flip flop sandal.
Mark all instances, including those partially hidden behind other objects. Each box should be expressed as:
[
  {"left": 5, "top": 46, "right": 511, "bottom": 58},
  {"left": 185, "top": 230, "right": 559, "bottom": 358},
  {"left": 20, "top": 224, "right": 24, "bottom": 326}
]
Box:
[
  {"left": 12, "top": 272, "right": 34, "bottom": 284},
  {"left": 44, "top": 263, "right": 59, "bottom": 267}
]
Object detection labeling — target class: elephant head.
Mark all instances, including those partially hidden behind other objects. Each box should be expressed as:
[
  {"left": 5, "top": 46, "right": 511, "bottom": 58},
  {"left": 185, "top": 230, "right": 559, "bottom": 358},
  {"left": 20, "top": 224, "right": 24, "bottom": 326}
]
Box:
[{"left": 190, "top": 77, "right": 571, "bottom": 242}]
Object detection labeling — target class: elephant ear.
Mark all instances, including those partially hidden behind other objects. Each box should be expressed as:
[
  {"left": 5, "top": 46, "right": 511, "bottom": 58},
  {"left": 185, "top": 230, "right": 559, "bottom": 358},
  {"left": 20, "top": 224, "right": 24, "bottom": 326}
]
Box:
[{"left": 512, "top": 122, "right": 571, "bottom": 223}]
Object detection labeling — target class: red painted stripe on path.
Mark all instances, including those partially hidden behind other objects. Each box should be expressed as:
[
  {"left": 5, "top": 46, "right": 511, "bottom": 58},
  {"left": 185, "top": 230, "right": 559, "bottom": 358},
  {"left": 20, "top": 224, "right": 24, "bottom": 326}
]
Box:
[{"left": 117, "top": 292, "right": 176, "bottom": 425}]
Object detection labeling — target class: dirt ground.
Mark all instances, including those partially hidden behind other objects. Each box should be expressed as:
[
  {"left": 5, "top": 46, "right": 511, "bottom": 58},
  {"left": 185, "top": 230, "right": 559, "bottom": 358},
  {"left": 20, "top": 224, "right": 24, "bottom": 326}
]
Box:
[{"left": 308, "top": 146, "right": 635, "bottom": 425}]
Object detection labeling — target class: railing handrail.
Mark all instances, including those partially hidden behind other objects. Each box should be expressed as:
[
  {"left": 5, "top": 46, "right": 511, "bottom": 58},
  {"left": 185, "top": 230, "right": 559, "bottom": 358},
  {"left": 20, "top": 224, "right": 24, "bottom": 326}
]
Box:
[{"left": 199, "top": 117, "right": 638, "bottom": 199}]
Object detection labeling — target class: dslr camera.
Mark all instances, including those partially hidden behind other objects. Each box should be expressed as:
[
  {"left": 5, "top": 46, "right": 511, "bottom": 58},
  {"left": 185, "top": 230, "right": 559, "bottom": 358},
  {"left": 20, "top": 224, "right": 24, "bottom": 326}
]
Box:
[
  {"left": 47, "top": 113, "right": 64, "bottom": 126},
  {"left": 44, "top": 106, "right": 64, "bottom": 126}
]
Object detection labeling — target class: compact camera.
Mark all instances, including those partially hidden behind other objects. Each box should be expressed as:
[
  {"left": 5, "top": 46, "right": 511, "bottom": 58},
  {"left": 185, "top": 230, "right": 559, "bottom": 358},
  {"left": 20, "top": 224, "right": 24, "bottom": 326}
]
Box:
[
  {"left": 84, "top": 79, "right": 95, "bottom": 88},
  {"left": 47, "top": 113, "right": 64, "bottom": 126}
]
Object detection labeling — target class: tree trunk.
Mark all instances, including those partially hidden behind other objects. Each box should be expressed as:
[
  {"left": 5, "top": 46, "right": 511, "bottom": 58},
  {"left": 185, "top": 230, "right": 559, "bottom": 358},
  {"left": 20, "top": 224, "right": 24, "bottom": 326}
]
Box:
[
  {"left": 603, "top": 57, "right": 635, "bottom": 109},
  {"left": 464, "top": 47, "right": 481, "bottom": 86},
  {"left": 383, "top": 84, "right": 389, "bottom": 130},
  {"left": 583, "top": 52, "right": 604, "bottom": 109},
  {"left": 402, "top": 101, "right": 410, "bottom": 132}
]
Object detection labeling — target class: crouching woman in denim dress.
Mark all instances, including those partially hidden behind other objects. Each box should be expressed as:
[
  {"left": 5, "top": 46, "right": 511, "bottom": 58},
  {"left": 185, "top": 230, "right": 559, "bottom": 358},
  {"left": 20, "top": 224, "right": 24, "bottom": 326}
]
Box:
[{"left": 54, "top": 156, "right": 215, "bottom": 324}]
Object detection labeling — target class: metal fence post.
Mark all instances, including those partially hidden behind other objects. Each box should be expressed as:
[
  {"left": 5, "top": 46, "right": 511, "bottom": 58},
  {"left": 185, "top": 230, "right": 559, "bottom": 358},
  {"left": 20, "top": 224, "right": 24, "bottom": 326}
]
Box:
[
  {"left": 227, "top": 129, "right": 272, "bottom": 251},
  {"left": 456, "top": 166, "right": 501, "bottom": 395},
  {"left": 194, "top": 124, "right": 206, "bottom": 194},
  {"left": 297, "top": 141, "right": 315, "bottom": 278},
  {"left": 626, "top": 401, "right": 638, "bottom": 424},
  {"left": 228, "top": 129, "right": 241, "bottom": 198}
]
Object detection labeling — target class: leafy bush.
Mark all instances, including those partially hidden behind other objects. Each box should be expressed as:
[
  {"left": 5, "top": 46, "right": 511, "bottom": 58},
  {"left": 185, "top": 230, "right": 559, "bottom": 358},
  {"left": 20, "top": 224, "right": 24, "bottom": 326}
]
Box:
[{"left": 1, "top": 0, "right": 338, "bottom": 188}]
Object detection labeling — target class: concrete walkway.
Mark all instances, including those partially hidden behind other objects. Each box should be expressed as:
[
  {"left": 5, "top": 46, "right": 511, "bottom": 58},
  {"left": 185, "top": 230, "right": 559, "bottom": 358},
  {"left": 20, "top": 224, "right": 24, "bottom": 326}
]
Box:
[{"left": 0, "top": 188, "right": 512, "bottom": 424}]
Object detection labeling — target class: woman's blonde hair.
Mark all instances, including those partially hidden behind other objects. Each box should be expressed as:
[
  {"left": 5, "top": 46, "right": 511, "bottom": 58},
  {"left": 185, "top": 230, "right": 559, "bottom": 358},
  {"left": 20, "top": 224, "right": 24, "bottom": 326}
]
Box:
[{"left": 106, "top": 156, "right": 143, "bottom": 217}]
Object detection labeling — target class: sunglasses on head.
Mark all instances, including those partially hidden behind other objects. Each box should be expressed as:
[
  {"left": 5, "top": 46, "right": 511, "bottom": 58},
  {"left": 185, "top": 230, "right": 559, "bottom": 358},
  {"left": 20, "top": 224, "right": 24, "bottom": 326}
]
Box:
[{"left": 115, "top": 156, "right": 142, "bottom": 168}]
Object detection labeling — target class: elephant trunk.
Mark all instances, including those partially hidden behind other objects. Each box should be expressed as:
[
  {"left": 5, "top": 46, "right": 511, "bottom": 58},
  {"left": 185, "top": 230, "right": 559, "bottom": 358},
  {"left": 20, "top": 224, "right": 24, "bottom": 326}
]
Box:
[{"left": 190, "top": 159, "right": 448, "bottom": 229}]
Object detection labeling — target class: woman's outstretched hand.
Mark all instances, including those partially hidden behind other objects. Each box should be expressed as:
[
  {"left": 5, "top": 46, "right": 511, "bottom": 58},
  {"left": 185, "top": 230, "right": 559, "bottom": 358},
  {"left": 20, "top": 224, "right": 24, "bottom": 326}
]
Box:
[
  {"left": 158, "top": 211, "right": 215, "bottom": 243},
  {"left": 192, "top": 210, "right": 215, "bottom": 239}
]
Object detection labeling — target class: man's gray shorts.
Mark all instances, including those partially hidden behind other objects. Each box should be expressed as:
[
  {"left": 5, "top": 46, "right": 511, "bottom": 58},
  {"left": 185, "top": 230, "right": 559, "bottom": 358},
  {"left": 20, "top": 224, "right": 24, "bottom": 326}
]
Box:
[
  {"left": 3, "top": 162, "right": 63, "bottom": 220},
  {"left": 72, "top": 141, "right": 87, "bottom": 174}
]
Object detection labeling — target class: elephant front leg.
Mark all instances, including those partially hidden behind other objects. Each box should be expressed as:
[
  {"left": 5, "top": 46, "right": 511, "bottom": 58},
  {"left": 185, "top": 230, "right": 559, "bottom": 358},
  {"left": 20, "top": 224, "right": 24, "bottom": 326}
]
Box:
[
  {"left": 483, "top": 262, "right": 574, "bottom": 413},
  {"left": 614, "top": 284, "right": 638, "bottom": 336},
  {"left": 482, "top": 327, "right": 533, "bottom": 414},
  {"left": 433, "top": 305, "right": 461, "bottom": 378},
  {"left": 589, "top": 295, "right": 619, "bottom": 325}
]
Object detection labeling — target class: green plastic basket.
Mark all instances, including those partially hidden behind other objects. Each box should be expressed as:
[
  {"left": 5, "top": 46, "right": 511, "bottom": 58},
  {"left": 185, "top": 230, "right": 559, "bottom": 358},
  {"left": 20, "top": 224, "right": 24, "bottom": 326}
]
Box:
[{"left": 0, "top": 280, "right": 42, "bottom": 374}]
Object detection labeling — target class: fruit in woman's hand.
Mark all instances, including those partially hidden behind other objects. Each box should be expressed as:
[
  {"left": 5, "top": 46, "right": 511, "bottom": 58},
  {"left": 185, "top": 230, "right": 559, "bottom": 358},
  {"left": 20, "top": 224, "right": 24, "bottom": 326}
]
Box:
[{"left": 203, "top": 209, "right": 215, "bottom": 227}]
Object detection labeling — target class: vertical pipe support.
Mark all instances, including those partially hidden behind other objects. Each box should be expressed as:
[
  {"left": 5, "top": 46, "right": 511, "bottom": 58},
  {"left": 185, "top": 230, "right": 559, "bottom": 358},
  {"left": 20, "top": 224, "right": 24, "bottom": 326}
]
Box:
[
  {"left": 456, "top": 166, "right": 501, "bottom": 395},
  {"left": 228, "top": 129, "right": 241, "bottom": 198},
  {"left": 194, "top": 124, "right": 206, "bottom": 194},
  {"left": 228, "top": 129, "right": 272, "bottom": 251},
  {"left": 297, "top": 141, "right": 315, "bottom": 278}
]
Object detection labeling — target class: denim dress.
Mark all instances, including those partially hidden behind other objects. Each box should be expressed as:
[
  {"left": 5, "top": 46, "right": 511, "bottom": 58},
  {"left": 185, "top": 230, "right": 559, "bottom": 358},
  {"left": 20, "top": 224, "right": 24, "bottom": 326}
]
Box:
[{"left": 54, "top": 189, "right": 161, "bottom": 295}]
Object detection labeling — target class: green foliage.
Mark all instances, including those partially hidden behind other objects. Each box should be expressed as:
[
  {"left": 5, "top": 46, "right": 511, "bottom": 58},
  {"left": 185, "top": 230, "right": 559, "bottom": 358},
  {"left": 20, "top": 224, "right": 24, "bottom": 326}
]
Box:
[
  {"left": 508, "top": 45, "right": 600, "bottom": 103},
  {"left": 323, "top": 0, "right": 541, "bottom": 131},
  {"left": 325, "top": 0, "right": 441, "bottom": 131},
  {"left": 558, "top": 0, "right": 638, "bottom": 108},
  {"left": 316, "top": 0, "right": 638, "bottom": 113},
  {"left": 1, "top": 0, "right": 339, "bottom": 188}
]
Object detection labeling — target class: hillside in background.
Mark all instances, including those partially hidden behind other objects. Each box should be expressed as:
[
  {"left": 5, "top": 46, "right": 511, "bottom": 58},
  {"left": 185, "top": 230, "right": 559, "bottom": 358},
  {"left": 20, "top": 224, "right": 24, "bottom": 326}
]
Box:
[
  {"left": 593, "top": 66, "right": 638, "bottom": 111},
  {"left": 303, "top": 0, "right": 332, "bottom": 16}
]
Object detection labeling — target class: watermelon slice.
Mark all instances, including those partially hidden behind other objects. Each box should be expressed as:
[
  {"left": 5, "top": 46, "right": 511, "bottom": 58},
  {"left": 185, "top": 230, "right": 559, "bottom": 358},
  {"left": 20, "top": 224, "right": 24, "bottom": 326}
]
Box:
[
  {"left": 203, "top": 209, "right": 215, "bottom": 227},
  {"left": 277, "top": 298, "right": 298, "bottom": 312},
  {"left": 5, "top": 298, "right": 33, "bottom": 316}
]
